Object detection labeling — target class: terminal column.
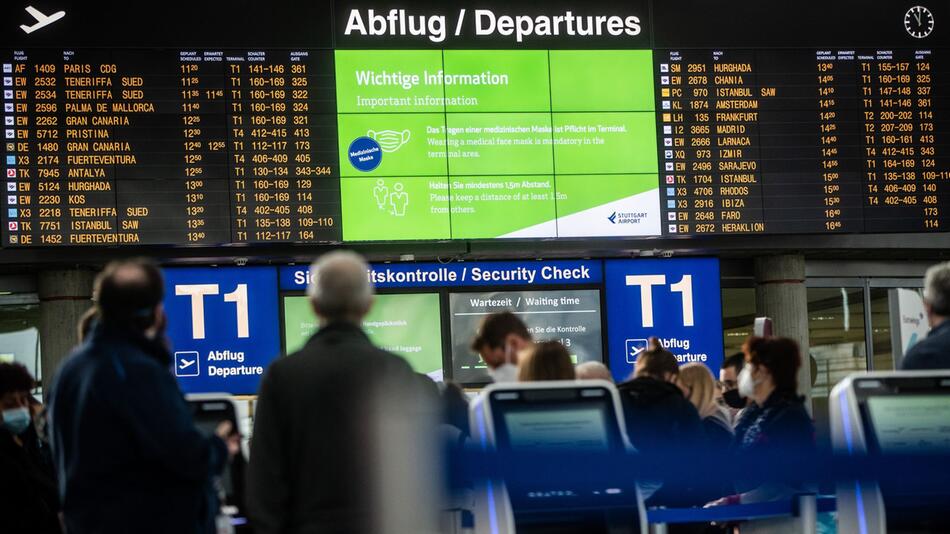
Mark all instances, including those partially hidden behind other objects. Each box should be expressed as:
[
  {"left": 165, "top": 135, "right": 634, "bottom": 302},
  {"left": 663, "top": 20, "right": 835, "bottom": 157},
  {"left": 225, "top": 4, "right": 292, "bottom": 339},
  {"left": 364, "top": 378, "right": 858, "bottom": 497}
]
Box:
[
  {"left": 754, "top": 254, "right": 812, "bottom": 404},
  {"left": 38, "top": 269, "right": 95, "bottom": 392}
]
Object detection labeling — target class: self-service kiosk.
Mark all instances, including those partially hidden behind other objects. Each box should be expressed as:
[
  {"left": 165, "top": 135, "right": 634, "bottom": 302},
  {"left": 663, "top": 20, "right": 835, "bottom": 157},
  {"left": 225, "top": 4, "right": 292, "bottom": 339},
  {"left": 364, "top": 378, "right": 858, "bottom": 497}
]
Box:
[
  {"left": 470, "top": 380, "right": 646, "bottom": 534},
  {"left": 830, "top": 371, "right": 950, "bottom": 533},
  {"left": 187, "top": 394, "right": 248, "bottom": 532}
]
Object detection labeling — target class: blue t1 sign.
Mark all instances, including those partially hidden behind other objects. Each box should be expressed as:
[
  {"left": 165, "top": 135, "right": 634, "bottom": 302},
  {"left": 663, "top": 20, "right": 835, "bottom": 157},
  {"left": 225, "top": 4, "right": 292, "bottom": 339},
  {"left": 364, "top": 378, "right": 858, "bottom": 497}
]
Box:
[
  {"left": 605, "top": 258, "right": 724, "bottom": 382},
  {"left": 163, "top": 266, "right": 280, "bottom": 395}
]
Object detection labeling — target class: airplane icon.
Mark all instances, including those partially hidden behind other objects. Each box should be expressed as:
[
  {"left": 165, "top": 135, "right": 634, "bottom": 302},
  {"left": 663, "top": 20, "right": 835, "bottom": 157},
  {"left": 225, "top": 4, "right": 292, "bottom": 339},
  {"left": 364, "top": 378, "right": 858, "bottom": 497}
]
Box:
[
  {"left": 20, "top": 6, "right": 66, "bottom": 34},
  {"left": 625, "top": 339, "right": 648, "bottom": 364},
  {"left": 174, "top": 351, "right": 200, "bottom": 377}
]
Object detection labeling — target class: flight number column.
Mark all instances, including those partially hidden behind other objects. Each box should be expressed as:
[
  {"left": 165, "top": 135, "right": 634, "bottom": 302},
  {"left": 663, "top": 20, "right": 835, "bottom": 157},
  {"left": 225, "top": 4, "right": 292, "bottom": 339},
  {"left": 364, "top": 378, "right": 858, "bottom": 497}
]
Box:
[
  {"left": 1, "top": 50, "right": 59, "bottom": 246},
  {"left": 225, "top": 50, "right": 340, "bottom": 244}
]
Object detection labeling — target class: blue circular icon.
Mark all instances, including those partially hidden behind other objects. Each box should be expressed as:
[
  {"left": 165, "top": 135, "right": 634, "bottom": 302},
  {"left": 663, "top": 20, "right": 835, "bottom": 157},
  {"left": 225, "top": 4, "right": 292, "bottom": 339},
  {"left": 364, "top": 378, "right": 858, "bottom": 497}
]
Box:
[{"left": 348, "top": 136, "right": 382, "bottom": 172}]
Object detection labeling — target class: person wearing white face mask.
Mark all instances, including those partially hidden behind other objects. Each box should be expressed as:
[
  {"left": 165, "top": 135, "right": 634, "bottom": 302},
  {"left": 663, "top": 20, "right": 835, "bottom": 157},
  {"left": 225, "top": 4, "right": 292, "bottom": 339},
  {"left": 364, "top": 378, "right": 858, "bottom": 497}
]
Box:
[
  {"left": 469, "top": 311, "right": 533, "bottom": 384},
  {"left": 706, "top": 336, "right": 815, "bottom": 521},
  {"left": 0, "top": 362, "right": 61, "bottom": 533}
]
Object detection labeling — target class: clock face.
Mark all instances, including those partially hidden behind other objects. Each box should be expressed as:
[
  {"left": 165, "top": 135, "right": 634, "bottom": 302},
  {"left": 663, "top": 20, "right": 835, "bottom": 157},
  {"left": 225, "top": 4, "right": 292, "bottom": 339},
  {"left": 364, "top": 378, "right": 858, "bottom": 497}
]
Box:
[{"left": 905, "top": 5, "right": 935, "bottom": 38}]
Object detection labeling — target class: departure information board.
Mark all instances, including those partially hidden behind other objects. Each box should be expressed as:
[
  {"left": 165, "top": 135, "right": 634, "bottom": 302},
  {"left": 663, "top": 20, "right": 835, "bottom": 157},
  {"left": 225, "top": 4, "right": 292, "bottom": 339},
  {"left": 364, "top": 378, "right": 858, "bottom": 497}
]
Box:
[
  {"left": 656, "top": 49, "right": 948, "bottom": 235},
  {"left": 0, "top": 0, "right": 948, "bottom": 247},
  {"left": 2, "top": 49, "right": 338, "bottom": 246}
]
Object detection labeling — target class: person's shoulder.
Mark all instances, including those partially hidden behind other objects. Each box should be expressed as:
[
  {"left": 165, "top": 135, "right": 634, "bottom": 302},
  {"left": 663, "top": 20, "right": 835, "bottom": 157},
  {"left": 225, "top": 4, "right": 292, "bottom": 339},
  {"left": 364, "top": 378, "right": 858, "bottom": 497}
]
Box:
[
  {"left": 276, "top": 334, "right": 411, "bottom": 379},
  {"left": 900, "top": 331, "right": 950, "bottom": 369},
  {"left": 54, "top": 340, "right": 117, "bottom": 381},
  {"left": 771, "top": 396, "right": 813, "bottom": 427},
  {"left": 675, "top": 394, "right": 702, "bottom": 421}
]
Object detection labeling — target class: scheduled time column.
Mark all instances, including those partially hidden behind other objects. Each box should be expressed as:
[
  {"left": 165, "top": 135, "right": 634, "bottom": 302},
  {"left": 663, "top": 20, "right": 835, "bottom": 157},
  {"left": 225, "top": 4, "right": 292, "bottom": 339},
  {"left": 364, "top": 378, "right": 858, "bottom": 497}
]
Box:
[{"left": 111, "top": 49, "right": 231, "bottom": 245}]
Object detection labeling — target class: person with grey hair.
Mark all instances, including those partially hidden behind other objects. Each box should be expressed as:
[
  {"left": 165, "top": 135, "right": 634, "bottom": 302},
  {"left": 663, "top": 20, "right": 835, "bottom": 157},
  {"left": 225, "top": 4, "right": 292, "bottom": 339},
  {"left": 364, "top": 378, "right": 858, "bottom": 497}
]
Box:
[
  {"left": 575, "top": 361, "right": 614, "bottom": 382},
  {"left": 248, "top": 251, "right": 422, "bottom": 534},
  {"left": 900, "top": 261, "right": 950, "bottom": 370}
]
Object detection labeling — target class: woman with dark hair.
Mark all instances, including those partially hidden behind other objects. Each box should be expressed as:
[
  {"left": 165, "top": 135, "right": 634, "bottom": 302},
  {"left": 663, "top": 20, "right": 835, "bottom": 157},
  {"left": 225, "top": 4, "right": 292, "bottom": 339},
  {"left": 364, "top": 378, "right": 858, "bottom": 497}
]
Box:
[
  {"left": 733, "top": 337, "right": 814, "bottom": 457},
  {"left": 708, "top": 336, "right": 815, "bottom": 512}
]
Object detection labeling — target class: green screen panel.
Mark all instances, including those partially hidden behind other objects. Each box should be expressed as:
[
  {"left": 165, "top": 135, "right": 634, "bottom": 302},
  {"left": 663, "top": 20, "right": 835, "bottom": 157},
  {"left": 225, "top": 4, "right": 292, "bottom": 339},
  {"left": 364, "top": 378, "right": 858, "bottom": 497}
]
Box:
[
  {"left": 283, "top": 296, "right": 317, "bottom": 355},
  {"left": 282, "top": 294, "right": 444, "bottom": 379},
  {"left": 555, "top": 174, "right": 661, "bottom": 237},
  {"left": 549, "top": 50, "right": 655, "bottom": 112},
  {"left": 334, "top": 48, "right": 662, "bottom": 242},
  {"left": 445, "top": 113, "right": 555, "bottom": 176},
  {"left": 341, "top": 176, "right": 451, "bottom": 241},
  {"left": 442, "top": 50, "right": 551, "bottom": 112},
  {"left": 553, "top": 112, "right": 659, "bottom": 174},
  {"left": 335, "top": 50, "right": 445, "bottom": 113},
  {"left": 449, "top": 176, "right": 556, "bottom": 238},
  {"left": 363, "top": 293, "right": 444, "bottom": 378},
  {"left": 338, "top": 113, "right": 447, "bottom": 177}
]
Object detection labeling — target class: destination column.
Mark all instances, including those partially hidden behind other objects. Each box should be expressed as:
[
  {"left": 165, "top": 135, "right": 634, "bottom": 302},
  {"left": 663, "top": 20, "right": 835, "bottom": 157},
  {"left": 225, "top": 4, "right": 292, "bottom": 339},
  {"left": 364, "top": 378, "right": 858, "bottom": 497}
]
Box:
[
  {"left": 58, "top": 50, "right": 123, "bottom": 245},
  {"left": 709, "top": 50, "right": 766, "bottom": 234}
]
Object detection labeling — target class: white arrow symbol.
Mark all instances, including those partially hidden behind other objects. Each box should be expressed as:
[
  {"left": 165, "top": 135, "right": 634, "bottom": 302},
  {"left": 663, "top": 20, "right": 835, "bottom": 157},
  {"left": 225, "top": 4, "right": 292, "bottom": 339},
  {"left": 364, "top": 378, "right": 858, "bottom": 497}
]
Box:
[{"left": 20, "top": 6, "right": 66, "bottom": 34}]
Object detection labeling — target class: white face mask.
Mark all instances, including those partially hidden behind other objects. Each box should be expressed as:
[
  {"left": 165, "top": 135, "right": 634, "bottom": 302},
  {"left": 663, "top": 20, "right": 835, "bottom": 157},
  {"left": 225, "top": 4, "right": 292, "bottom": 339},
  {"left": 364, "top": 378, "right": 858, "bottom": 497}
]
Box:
[
  {"left": 487, "top": 344, "right": 519, "bottom": 383},
  {"left": 738, "top": 365, "right": 758, "bottom": 398},
  {"left": 368, "top": 129, "right": 411, "bottom": 153},
  {"left": 488, "top": 363, "right": 519, "bottom": 383}
]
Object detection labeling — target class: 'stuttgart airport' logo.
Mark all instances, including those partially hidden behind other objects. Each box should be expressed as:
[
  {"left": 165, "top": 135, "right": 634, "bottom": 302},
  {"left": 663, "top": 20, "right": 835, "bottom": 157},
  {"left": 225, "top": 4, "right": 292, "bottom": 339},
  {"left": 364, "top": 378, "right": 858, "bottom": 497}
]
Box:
[{"left": 607, "top": 211, "right": 647, "bottom": 225}]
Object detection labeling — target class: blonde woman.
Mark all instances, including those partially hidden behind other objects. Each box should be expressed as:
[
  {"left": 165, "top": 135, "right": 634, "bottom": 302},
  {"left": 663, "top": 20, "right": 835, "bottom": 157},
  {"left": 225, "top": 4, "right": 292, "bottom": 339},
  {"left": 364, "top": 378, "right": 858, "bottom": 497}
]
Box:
[{"left": 679, "top": 363, "right": 733, "bottom": 452}]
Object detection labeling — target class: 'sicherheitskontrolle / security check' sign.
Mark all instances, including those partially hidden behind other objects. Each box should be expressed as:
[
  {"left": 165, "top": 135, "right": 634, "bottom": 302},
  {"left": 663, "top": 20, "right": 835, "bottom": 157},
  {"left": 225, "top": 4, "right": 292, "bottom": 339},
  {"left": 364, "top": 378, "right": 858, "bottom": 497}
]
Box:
[
  {"left": 605, "top": 258, "right": 724, "bottom": 382},
  {"left": 163, "top": 267, "right": 280, "bottom": 395}
]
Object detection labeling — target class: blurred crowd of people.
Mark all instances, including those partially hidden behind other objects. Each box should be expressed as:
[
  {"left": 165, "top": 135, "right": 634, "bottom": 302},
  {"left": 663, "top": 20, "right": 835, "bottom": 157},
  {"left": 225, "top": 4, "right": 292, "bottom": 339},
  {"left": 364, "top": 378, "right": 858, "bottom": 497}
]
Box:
[{"left": 1, "top": 255, "right": 948, "bottom": 533}]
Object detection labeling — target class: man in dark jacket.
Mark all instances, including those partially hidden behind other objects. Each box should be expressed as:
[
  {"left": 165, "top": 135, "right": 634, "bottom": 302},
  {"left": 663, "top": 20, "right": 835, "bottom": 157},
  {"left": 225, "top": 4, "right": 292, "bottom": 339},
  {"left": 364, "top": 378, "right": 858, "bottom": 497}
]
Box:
[
  {"left": 617, "top": 339, "right": 704, "bottom": 506},
  {"left": 248, "top": 251, "right": 428, "bottom": 534},
  {"left": 48, "top": 259, "right": 237, "bottom": 534},
  {"left": 618, "top": 340, "right": 703, "bottom": 454},
  {"left": 901, "top": 262, "right": 950, "bottom": 370}
]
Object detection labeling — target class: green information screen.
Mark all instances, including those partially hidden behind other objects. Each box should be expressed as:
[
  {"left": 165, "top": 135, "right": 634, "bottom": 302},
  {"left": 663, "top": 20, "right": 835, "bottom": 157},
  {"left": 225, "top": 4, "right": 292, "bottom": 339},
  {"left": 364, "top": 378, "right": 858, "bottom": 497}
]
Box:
[
  {"left": 336, "top": 50, "right": 660, "bottom": 241},
  {"left": 282, "top": 293, "right": 444, "bottom": 379}
]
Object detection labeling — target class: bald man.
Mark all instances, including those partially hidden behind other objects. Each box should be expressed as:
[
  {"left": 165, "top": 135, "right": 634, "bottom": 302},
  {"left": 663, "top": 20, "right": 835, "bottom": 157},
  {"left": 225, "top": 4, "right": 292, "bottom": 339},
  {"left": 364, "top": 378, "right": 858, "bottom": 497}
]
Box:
[{"left": 49, "top": 259, "right": 238, "bottom": 534}]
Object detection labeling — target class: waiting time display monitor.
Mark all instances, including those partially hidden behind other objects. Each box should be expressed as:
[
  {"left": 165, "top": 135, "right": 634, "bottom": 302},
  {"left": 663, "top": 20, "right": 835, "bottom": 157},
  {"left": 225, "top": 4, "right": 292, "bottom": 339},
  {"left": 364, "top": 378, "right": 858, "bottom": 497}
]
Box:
[{"left": 449, "top": 289, "right": 604, "bottom": 383}]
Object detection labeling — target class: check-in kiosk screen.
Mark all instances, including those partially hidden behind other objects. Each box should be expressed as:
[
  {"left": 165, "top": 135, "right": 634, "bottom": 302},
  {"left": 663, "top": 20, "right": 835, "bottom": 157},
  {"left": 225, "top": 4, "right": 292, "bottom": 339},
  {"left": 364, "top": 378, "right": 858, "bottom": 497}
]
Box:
[
  {"left": 504, "top": 408, "right": 612, "bottom": 452},
  {"left": 866, "top": 395, "right": 950, "bottom": 454}
]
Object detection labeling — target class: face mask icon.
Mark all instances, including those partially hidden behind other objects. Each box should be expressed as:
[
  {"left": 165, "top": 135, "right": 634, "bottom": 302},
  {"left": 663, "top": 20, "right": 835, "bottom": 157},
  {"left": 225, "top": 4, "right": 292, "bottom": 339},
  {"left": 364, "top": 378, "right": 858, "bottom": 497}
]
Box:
[{"left": 368, "top": 129, "right": 410, "bottom": 153}]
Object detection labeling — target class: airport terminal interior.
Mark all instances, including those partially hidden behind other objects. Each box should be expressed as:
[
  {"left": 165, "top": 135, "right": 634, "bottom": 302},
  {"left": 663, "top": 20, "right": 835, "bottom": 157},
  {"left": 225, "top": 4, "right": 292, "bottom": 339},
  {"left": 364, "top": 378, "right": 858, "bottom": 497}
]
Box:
[{"left": 1, "top": 1, "right": 950, "bottom": 533}]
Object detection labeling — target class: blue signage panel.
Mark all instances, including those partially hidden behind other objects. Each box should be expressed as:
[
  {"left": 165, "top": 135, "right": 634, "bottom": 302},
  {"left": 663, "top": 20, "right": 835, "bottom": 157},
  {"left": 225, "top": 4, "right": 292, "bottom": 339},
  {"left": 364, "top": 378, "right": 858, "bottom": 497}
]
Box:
[
  {"left": 279, "top": 260, "right": 603, "bottom": 291},
  {"left": 605, "top": 258, "right": 724, "bottom": 382},
  {"left": 163, "top": 267, "right": 280, "bottom": 395}
]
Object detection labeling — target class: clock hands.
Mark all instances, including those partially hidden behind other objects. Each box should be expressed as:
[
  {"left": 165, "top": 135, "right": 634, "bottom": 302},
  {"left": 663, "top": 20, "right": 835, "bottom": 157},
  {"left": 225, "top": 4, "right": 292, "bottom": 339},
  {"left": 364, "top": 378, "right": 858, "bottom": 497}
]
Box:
[{"left": 913, "top": 8, "right": 922, "bottom": 26}]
